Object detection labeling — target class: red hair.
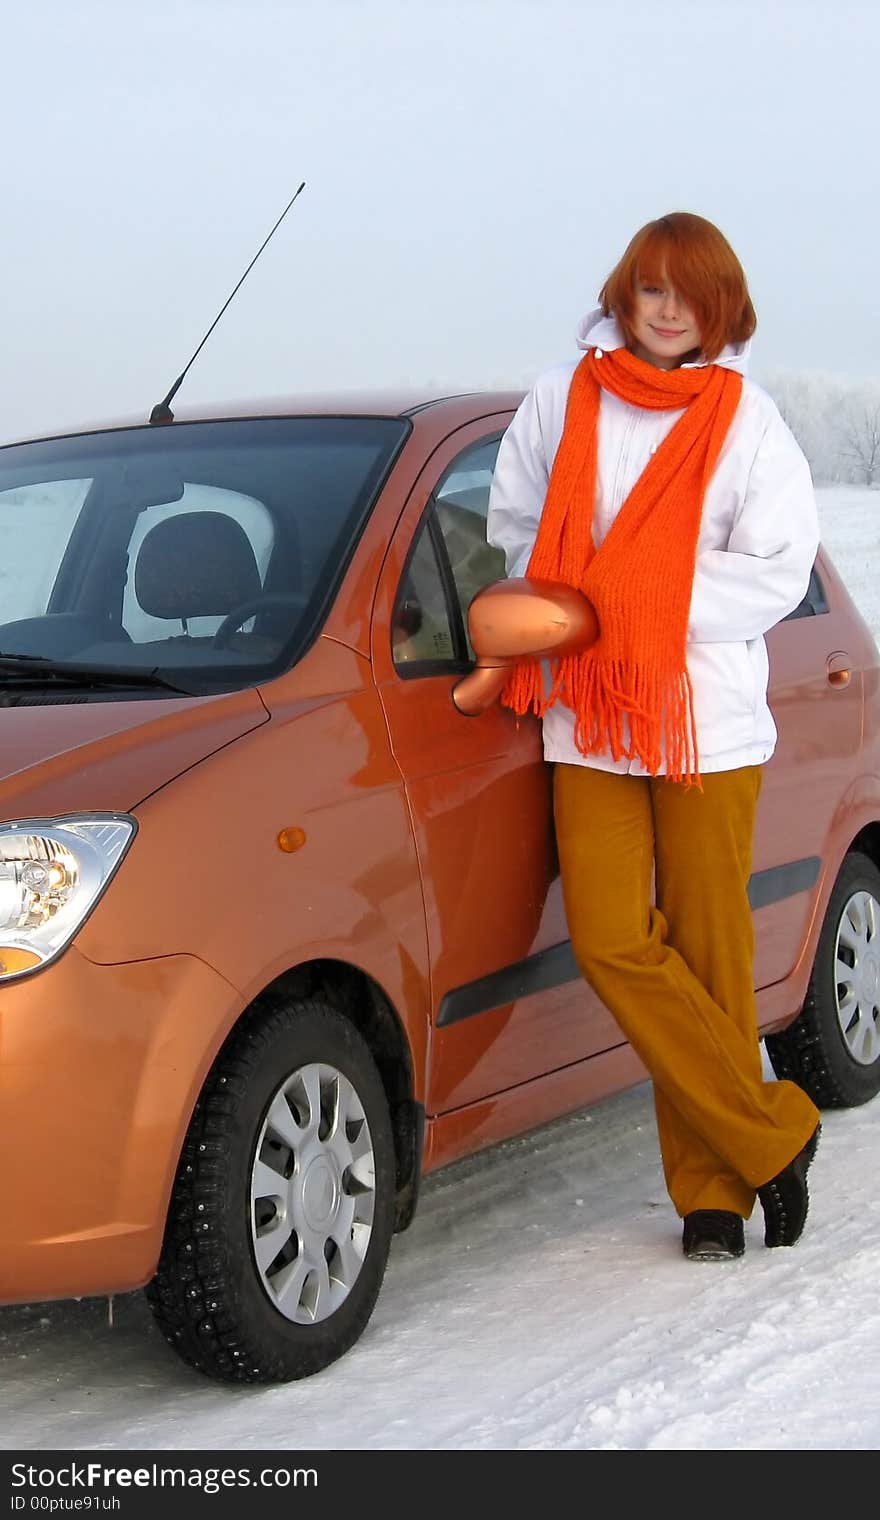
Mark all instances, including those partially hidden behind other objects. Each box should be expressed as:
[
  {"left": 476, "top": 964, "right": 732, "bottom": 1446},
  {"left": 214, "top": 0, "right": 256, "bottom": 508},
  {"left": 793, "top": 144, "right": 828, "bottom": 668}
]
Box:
[{"left": 599, "top": 212, "right": 756, "bottom": 362}]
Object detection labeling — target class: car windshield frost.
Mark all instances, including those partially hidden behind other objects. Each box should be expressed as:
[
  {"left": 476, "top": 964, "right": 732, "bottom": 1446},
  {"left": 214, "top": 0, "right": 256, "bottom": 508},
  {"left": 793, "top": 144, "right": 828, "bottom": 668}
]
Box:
[{"left": 0, "top": 417, "right": 408, "bottom": 697}]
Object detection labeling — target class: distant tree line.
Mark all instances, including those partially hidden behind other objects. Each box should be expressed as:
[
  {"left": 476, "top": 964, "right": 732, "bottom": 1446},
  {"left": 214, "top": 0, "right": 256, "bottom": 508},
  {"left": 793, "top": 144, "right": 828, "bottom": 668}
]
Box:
[{"left": 761, "top": 373, "right": 880, "bottom": 486}]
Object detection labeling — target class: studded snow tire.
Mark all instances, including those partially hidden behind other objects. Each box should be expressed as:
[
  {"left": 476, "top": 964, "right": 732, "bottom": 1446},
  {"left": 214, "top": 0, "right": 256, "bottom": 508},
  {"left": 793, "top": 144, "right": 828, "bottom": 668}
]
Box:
[
  {"left": 765, "top": 851, "right": 880, "bottom": 1109},
  {"left": 145, "top": 994, "right": 397, "bottom": 1383}
]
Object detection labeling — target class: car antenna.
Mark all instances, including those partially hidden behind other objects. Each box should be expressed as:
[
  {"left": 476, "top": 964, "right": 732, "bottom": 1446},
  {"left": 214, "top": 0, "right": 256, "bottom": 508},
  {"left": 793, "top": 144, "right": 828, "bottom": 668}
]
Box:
[{"left": 149, "top": 180, "right": 307, "bottom": 424}]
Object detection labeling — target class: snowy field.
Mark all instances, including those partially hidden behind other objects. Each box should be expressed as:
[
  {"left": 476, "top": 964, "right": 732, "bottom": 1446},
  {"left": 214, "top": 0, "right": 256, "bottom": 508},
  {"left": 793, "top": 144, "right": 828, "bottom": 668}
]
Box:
[
  {"left": 815, "top": 484, "right": 880, "bottom": 639},
  {"left": 0, "top": 485, "right": 878, "bottom": 1452}
]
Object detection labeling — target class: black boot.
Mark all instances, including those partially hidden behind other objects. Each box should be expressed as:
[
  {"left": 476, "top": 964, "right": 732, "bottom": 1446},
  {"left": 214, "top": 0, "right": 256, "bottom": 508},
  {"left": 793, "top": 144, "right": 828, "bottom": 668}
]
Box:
[
  {"left": 757, "top": 1123, "right": 821, "bottom": 1248},
  {"left": 682, "top": 1209, "right": 745, "bottom": 1261}
]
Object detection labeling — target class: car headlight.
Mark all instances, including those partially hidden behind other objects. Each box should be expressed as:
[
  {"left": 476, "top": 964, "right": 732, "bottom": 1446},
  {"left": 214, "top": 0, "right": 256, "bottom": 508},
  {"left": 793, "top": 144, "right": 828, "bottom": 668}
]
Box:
[{"left": 0, "top": 815, "right": 136, "bottom": 981}]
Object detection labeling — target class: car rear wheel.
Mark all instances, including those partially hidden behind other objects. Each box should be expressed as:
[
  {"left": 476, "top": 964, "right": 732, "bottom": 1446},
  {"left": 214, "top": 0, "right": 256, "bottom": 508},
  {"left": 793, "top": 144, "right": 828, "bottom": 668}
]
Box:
[
  {"left": 765, "top": 850, "right": 880, "bottom": 1107},
  {"left": 145, "top": 994, "right": 397, "bottom": 1383}
]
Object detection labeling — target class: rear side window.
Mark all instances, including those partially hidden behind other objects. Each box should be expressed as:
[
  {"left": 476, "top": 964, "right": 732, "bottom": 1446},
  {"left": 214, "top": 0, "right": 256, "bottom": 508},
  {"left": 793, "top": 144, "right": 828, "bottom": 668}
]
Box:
[{"left": 783, "top": 565, "right": 828, "bottom": 620}]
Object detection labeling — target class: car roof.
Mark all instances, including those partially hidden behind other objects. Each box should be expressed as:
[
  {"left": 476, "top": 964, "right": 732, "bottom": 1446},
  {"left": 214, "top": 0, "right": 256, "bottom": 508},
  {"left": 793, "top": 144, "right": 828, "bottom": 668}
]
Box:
[{"left": 6, "top": 389, "right": 526, "bottom": 447}]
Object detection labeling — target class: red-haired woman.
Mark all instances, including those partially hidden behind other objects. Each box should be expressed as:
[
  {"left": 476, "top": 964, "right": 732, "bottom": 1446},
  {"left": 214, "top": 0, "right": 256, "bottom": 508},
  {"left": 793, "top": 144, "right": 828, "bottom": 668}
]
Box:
[{"left": 486, "top": 211, "right": 822, "bottom": 1261}]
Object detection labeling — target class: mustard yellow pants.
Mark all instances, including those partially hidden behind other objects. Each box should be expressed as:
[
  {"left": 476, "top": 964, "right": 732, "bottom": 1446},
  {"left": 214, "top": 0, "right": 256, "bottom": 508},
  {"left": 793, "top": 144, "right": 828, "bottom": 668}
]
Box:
[{"left": 553, "top": 762, "right": 821, "bottom": 1218}]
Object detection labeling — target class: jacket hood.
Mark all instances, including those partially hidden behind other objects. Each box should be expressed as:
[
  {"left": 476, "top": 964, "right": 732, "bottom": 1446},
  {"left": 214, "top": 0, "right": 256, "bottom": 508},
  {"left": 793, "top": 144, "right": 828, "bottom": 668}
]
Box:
[{"left": 575, "top": 307, "right": 750, "bottom": 375}]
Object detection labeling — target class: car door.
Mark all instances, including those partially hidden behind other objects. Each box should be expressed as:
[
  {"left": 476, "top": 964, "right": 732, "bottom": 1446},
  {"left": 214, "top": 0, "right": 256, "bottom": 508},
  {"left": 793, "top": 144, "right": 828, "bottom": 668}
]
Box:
[
  {"left": 371, "top": 418, "right": 622, "bottom": 1115},
  {"left": 753, "top": 554, "right": 864, "bottom": 987}
]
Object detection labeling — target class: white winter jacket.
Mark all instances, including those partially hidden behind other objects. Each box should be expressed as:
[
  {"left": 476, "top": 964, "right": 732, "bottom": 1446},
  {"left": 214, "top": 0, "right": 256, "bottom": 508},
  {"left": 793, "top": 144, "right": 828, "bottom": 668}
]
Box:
[{"left": 485, "top": 309, "right": 821, "bottom": 776}]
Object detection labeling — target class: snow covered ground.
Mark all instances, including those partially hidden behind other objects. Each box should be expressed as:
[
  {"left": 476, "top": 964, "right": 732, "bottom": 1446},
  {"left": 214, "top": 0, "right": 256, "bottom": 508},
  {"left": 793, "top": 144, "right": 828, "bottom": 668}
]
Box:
[{"left": 1, "top": 485, "right": 879, "bottom": 1452}]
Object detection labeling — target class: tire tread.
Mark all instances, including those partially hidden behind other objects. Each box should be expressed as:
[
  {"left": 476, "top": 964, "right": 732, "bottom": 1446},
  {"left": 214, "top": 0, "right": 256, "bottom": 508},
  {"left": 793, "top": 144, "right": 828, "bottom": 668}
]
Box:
[{"left": 145, "top": 992, "right": 394, "bottom": 1383}]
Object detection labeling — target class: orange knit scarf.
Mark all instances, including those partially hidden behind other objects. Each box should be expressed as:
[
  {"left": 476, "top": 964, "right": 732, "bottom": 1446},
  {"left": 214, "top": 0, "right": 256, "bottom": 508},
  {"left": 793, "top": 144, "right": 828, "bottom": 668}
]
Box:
[{"left": 502, "top": 346, "right": 743, "bottom": 785}]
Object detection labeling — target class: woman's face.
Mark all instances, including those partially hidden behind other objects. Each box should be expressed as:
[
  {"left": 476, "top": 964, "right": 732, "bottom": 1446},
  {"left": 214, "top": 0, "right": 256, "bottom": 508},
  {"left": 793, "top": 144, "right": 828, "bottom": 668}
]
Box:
[{"left": 628, "top": 278, "right": 702, "bottom": 369}]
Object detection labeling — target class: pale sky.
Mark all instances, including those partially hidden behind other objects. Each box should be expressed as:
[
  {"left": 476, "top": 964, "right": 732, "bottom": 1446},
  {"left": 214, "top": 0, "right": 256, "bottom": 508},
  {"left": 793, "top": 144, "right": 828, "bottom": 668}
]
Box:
[{"left": 2, "top": 0, "right": 878, "bottom": 443}]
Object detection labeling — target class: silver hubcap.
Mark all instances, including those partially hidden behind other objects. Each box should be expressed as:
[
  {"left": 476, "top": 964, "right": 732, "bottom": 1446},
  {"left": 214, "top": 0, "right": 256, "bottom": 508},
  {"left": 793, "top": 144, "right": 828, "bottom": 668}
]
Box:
[
  {"left": 250, "top": 1062, "right": 376, "bottom": 1324},
  {"left": 835, "top": 889, "right": 880, "bottom": 1067}
]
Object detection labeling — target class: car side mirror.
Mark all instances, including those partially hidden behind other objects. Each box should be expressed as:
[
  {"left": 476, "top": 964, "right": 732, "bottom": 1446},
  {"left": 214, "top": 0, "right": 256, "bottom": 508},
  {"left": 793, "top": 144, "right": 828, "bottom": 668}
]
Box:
[{"left": 452, "top": 578, "right": 599, "bottom": 715}]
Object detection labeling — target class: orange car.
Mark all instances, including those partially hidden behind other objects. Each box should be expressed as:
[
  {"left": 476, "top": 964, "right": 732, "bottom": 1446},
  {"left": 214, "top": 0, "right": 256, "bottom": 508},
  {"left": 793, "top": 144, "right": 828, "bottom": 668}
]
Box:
[{"left": 1, "top": 391, "right": 879, "bottom": 1383}]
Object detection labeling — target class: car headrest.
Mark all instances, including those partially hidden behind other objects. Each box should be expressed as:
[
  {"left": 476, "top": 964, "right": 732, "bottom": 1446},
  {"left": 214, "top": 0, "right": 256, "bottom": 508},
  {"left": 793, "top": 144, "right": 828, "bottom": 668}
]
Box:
[{"left": 135, "top": 511, "right": 262, "bottom": 620}]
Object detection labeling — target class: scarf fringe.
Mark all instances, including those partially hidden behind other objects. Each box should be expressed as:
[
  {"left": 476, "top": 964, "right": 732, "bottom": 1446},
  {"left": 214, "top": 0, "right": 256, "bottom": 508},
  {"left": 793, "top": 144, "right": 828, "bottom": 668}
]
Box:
[{"left": 502, "top": 653, "right": 702, "bottom": 787}]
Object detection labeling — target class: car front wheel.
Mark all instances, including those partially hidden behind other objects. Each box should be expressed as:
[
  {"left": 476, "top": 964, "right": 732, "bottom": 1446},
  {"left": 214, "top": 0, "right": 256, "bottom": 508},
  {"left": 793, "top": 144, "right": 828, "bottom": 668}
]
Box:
[
  {"left": 146, "top": 994, "right": 397, "bottom": 1383},
  {"left": 765, "top": 850, "right": 880, "bottom": 1108}
]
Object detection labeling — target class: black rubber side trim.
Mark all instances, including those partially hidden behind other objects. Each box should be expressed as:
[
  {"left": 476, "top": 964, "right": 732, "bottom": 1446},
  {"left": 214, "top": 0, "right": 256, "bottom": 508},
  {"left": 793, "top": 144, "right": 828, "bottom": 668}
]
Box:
[
  {"left": 747, "top": 856, "right": 821, "bottom": 909},
  {"left": 437, "top": 855, "right": 822, "bottom": 1028},
  {"left": 437, "top": 941, "right": 580, "bottom": 1027}
]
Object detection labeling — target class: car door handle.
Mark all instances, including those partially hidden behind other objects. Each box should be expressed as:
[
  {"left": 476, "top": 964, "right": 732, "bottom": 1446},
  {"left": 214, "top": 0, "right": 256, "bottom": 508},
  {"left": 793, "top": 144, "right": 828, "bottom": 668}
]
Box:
[{"left": 826, "top": 651, "right": 852, "bottom": 688}]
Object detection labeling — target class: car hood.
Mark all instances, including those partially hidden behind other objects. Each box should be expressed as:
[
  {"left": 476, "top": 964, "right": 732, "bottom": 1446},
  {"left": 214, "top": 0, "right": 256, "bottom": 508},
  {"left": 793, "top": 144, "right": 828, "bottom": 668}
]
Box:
[{"left": 0, "top": 688, "right": 269, "bottom": 821}]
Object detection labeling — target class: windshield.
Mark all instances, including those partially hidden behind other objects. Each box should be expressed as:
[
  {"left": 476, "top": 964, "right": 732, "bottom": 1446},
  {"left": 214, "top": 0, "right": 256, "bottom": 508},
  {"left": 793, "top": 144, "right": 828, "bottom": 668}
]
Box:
[{"left": 0, "top": 417, "right": 408, "bottom": 697}]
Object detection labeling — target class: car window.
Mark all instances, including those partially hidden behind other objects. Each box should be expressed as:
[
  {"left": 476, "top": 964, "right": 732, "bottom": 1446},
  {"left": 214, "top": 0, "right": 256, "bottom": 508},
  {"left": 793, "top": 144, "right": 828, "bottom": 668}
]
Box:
[
  {"left": 392, "top": 518, "right": 456, "bottom": 668},
  {"left": 391, "top": 435, "right": 507, "bottom": 674},
  {"left": 122, "top": 484, "right": 275, "bottom": 641},
  {"left": 433, "top": 437, "right": 507, "bottom": 658},
  {"left": 783, "top": 565, "right": 829, "bottom": 620},
  {"left": 0, "top": 478, "right": 91, "bottom": 622},
  {"left": 0, "top": 417, "right": 408, "bottom": 694}
]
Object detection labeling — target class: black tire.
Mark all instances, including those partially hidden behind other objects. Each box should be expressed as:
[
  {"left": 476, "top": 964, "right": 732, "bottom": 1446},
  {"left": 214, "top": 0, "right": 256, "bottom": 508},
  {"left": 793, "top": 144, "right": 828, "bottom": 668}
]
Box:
[
  {"left": 145, "top": 994, "right": 397, "bottom": 1383},
  {"left": 765, "top": 850, "right": 880, "bottom": 1108}
]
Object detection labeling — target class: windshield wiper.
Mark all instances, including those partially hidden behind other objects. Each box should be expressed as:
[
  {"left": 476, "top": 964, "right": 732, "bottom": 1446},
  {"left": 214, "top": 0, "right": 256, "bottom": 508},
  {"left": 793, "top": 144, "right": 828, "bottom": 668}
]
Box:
[{"left": 0, "top": 652, "right": 197, "bottom": 696}]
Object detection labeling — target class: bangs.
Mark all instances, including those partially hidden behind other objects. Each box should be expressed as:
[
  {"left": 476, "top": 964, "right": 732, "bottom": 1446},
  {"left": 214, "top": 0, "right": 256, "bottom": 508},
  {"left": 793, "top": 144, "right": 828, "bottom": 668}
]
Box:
[
  {"left": 599, "top": 212, "right": 757, "bottom": 362},
  {"left": 632, "top": 234, "right": 677, "bottom": 292}
]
